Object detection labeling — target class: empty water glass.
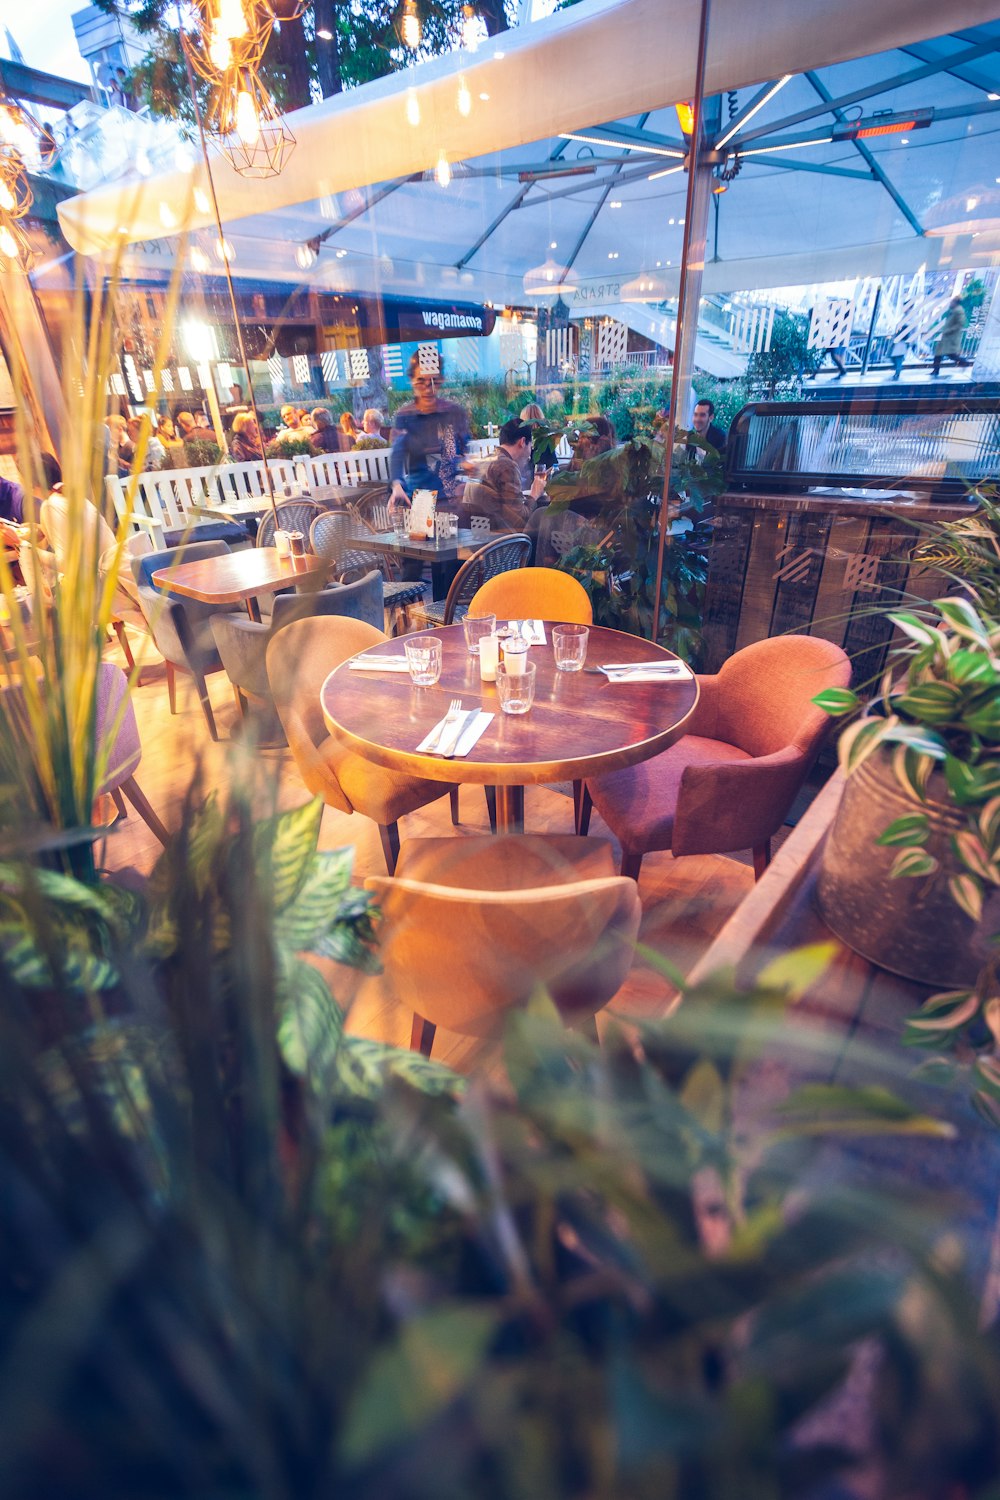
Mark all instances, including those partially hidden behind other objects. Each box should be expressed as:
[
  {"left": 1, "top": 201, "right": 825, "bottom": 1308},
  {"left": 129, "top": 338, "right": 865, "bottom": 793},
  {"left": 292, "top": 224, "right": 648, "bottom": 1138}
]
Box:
[
  {"left": 393, "top": 510, "right": 410, "bottom": 543},
  {"left": 463, "top": 613, "right": 496, "bottom": 656},
  {"left": 470, "top": 516, "right": 490, "bottom": 537},
  {"left": 497, "top": 661, "right": 536, "bottom": 715},
  {"left": 404, "top": 636, "right": 442, "bottom": 686},
  {"left": 553, "top": 623, "right": 589, "bottom": 672}
]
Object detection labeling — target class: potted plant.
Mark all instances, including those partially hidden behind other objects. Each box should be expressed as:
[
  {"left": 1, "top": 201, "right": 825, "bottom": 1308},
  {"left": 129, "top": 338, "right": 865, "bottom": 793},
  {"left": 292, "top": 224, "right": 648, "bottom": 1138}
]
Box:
[
  {"left": 542, "top": 426, "right": 723, "bottom": 659},
  {"left": 816, "top": 595, "right": 1000, "bottom": 987}
]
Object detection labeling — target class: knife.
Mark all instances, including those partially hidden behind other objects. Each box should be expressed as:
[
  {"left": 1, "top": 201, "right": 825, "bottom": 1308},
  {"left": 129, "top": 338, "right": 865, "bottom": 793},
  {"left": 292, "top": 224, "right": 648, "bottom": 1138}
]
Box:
[{"left": 441, "top": 708, "right": 481, "bottom": 758}]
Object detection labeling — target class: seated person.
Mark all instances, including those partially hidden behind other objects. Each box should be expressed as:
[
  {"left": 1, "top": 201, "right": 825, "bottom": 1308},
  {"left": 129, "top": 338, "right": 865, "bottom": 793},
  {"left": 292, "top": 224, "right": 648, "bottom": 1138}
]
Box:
[
  {"left": 126, "top": 415, "right": 166, "bottom": 471},
  {"left": 689, "top": 398, "right": 727, "bottom": 457},
  {"left": 356, "top": 408, "right": 389, "bottom": 447},
  {"left": 339, "top": 411, "right": 359, "bottom": 451},
  {"left": 518, "top": 401, "right": 559, "bottom": 484},
  {"left": 461, "top": 419, "right": 547, "bottom": 533},
  {"left": 0, "top": 470, "right": 25, "bottom": 553},
  {"left": 230, "top": 412, "right": 264, "bottom": 463},
  {"left": 570, "top": 413, "right": 615, "bottom": 468},
  {"left": 309, "top": 408, "right": 340, "bottom": 455}
]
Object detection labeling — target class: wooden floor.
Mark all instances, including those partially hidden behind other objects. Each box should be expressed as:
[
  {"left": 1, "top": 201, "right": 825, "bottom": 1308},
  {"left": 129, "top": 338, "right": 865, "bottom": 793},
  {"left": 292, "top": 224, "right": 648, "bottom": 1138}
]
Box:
[{"left": 102, "top": 640, "right": 757, "bottom": 1075}]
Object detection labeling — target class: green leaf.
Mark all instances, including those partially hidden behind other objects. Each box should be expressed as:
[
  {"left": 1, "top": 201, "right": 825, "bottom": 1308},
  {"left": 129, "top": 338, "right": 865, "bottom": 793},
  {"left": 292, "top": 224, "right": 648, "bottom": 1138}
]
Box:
[
  {"left": 896, "top": 682, "right": 962, "bottom": 724},
  {"left": 274, "top": 846, "right": 357, "bottom": 950},
  {"left": 838, "top": 718, "right": 886, "bottom": 775},
  {"left": 342, "top": 1307, "right": 496, "bottom": 1466},
  {"left": 880, "top": 723, "right": 948, "bottom": 758},
  {"left": 812, "top": 687, "right": 859, "bottom": 717},
  {"left": 892, "top": 745, "right": 933, "bottom": 804},
  {"left": 947, "top": 649, "right": 995, "bottom": 686},
  {"left": 948, "top": 873, "right": 983, "bottom": 923},
  {"left": 875, "top": 814, "right": 929, "bottom": 848},
  {"left": 337, "top": 1036, "right": 463, "bottom": 1098},
  {"left": 679, "top": 1058, "right": 726, "bottom": 1135},
  {"left": 952, "top": 831, "right": 998, "bottom": 884},
  {"left": 963, "top": 699, "right": 1000, "bottom": 741},
  {"left": 933, "top": 596, "right": 990, "bottom": 644},
  {"left": 276, "top": 956, "right": 344, "bottom": 1081},
  {"left": 979, "top": 795, "right": 1000, "bottom": 849},
  {"left": 888, "top": 611, "right": 938, "bottom": 647},
  {"left": 756, "top": 942, "right": 835, "bottom": 1001},
  {"left": 890, "top": 848, "right": 939, "bottom": 879},
  {"left": 945, "top": 755, "right": 982, "bottom": 806},
  {"left": 254, "top": 798, "right": 324, "bottom": 914},
  {"left": 906, "top": 989, "right": 980, "bottom": 1031}
]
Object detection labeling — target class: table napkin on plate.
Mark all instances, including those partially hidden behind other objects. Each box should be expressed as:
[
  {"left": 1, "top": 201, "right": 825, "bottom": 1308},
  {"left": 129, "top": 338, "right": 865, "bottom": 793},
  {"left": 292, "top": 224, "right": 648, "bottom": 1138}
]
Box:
[
  {"left": 417, "top": 710, "right": 494, "bottom": 756},
  {"left": 348, "top": 655, "right": 410, "bottom": 673},
  {"left": 507, "top": 620, "right": 547, "bottom": 645}
]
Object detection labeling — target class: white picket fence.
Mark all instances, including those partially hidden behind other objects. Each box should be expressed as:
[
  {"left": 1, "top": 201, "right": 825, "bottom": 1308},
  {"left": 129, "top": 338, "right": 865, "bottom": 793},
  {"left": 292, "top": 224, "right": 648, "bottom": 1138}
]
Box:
[{"left": 105, "top": 441, "right": 503, "bottom": 540}]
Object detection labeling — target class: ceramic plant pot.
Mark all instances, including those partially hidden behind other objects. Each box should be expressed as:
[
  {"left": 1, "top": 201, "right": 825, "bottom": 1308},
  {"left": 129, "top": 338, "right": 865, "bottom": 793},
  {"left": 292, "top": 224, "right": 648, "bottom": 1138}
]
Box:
[{"left": 818, "top": 750, "right": 986, "bottom": 988}]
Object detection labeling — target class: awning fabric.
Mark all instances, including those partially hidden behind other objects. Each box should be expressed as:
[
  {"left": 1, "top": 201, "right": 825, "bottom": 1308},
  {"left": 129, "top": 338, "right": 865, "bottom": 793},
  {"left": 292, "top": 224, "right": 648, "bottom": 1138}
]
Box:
[{"left": 57, "top": 0, "right": 1000, "bottom": 256}]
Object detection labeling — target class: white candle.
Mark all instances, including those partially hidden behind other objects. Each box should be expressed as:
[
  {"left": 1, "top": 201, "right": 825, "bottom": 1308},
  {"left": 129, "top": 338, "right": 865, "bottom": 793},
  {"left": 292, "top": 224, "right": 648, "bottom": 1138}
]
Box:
[{"left": 479, "top": 632, "right": 499, "bottom": 682}]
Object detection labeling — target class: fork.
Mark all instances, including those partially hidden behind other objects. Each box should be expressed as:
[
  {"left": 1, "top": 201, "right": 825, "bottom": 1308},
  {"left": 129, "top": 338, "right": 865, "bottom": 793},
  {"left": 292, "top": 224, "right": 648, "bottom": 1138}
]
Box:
[{"left": 425, "top": 699, "right": 462, "bottom": 754}]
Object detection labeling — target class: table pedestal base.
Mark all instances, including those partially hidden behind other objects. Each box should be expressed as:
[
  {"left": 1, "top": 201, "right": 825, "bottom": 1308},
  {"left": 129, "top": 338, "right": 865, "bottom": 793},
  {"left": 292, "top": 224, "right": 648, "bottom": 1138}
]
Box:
[{"left": 494, "top": 785, "right": 524, "bottom": 834}]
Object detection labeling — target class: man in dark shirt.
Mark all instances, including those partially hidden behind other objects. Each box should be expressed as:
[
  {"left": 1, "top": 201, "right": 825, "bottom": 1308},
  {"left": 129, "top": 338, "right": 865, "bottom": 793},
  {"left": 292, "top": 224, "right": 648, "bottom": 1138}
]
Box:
[
  {"left": 0, "top": 475, "right": 25, "bottom": 526},
  {"left": 463, "top": 419, "right": 547, "bottom": 532},
  {"left": 691, "top": 398, "right": 727, "bottom": 457},
  {"left": 389, "top": 354, "right": 471, "bottom": 509}
]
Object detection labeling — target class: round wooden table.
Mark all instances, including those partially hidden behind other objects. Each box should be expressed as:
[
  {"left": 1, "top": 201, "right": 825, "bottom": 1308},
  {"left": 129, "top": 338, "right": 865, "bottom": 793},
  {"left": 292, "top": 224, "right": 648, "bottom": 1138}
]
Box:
[{"left": 320, "top": 623, "right": 698, "bottom": 834}]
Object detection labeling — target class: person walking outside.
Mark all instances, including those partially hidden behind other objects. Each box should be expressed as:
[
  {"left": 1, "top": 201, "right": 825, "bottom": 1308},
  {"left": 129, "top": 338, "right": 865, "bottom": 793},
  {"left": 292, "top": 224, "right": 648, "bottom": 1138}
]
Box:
[{"left": 932, "top": 297, "right": 969, "bottom": 378}]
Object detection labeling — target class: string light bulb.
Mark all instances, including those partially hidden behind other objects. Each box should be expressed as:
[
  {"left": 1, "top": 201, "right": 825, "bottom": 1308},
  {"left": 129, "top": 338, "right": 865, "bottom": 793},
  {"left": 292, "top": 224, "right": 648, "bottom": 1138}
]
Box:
[
  {"left": 457, "top": 76, "right": 471, "bottom": 116},
  {"left": 235, "top": 86, "right": 261, "bottom": 145},
  {"left": 435, "top": 149, "right": 452, "bottom": 188},
  {"left": 0, "top": 223, "right": 17, "bottom": 258},
  {"left": 401, "top": 0, "right": 421, "bottom": 50},
  {"left": 216, "top": 236, "right": 235, "bottom": 262},
  {"left": 406, "top": 89, "right": 420, "bottom": 127},
  {"left": 294, "top": 241, "right": 316, "bottom": 269}
]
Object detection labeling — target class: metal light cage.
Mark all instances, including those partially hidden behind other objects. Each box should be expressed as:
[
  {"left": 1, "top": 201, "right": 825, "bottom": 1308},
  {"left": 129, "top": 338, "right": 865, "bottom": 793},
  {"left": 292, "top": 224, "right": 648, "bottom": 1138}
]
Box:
[
  {"left": 0, "top": 154, "right": 32, "bottom": 220},
  {"left": 182, "top": 0, "right": 273, "bottom": 85},
  {"left": 0, "top": 214, "right": 38, "bottom": 275},
  {"left": 206, "top": 65, "right": 296, "bottom": 180}
]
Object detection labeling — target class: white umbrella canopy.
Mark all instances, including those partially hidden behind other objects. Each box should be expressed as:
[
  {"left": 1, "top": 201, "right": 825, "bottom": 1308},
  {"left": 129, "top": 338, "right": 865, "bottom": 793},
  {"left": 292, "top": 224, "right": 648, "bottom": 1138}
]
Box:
[{"left": 58, "top": 0, "right": 1000, "bottom": 302}]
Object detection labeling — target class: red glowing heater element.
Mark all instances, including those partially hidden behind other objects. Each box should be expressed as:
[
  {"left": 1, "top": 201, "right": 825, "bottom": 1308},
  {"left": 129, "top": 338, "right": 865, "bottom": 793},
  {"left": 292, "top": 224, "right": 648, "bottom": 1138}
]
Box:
[
  {"left": 832, "top": 107, "right": 933, "bottom": 141},
  {"left": 675, "top": 101, "right": 695, "bottom": 136}
]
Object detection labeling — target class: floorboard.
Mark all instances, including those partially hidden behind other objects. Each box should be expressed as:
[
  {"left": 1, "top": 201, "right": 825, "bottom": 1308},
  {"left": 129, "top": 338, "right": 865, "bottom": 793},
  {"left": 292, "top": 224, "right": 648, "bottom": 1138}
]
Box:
[{"left": 102, "top": 639, "right": 757, "bottom": 1073}]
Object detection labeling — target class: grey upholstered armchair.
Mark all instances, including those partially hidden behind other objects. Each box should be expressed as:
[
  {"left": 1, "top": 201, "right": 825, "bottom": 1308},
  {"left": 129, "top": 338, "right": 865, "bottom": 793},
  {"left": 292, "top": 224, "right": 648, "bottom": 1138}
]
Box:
[
  {"left": 131, "top": 539, "right": 233, "bottom": 740},
  {"left": 211, "top": 569, "right": 384, "bottom": 723}
]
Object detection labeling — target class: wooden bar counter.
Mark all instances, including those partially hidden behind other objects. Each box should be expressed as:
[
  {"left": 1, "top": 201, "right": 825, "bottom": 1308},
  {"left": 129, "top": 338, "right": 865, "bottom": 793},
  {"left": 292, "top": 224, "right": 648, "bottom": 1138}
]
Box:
[{"left": 701, "top": 489, "right": 970, "bottom": 676}]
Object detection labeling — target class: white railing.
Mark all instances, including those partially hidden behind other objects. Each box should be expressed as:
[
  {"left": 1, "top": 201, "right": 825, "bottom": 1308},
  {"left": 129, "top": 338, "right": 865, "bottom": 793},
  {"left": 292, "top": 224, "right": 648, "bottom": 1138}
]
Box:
[
  {"left": 105, "top": 458, "right": 300, "bottom": 537},
  {"left": 298, "top": 450, "right": 393, "bottom": 489}
]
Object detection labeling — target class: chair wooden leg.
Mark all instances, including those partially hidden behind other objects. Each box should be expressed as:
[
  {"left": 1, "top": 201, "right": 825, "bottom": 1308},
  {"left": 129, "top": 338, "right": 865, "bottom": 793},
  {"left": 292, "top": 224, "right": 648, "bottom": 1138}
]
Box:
[
  {"left": 194, "top": 673, "right": 219, "bottom": 742},
  {"left": 449, "top": 786, "right": 460, "bottom": 825},
  {"left": 166, "top": 660, "right": 177, "bottom": 715},
  {"left": 233, "top": 685, "right": 249, "bottom": 718},
  {"left": 120, "top": 774, "right": 169, "bottom": 846},
  {"left": 112, "top": 619, "right": 136, "bottom": 673},
  {"left": 484, "top": 786, "right": 497, "bottom": 834},
  {"left": 410, "top": 1013, "right": 437, "bottom": 1057},
  {"left": 378, "top": 820, "right": 401, "bottom": 875},
  {"left": 577, "top": 784, "right": 593, "bottom": 836},
  {"left": 752, "top": 839, "right": 772, "bottom": 881},
  {"left": 576, "top": 1013, "right": 600, "bottom": 1045},
  {"left": 621, "top": 850, "right": 643, "bottom": 881},
  {"left": 110, "top": 786, "right": 128, "bottom": 819}
]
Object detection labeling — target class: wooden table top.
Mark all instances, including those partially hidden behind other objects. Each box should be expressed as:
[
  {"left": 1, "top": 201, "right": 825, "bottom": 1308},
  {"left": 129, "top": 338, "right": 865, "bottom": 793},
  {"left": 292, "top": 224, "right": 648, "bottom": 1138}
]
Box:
[
  {"left": 152, "top": 548, "right": 328, "bottom": 604},
  {"left": 320, "top": 623, "right": 698, "bottom": 787}
]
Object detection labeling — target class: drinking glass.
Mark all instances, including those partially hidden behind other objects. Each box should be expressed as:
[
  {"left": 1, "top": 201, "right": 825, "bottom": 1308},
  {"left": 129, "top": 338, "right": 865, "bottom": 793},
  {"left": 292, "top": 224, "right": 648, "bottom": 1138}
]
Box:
[
  {"left": 393, "top": 510, "right": 410, "bottom": 543},
  {"left": 553, "top": 623, "right": 589, "bottom": 672},
  {"left": 463, "top": 613, "right": 496, "bottom": 656},
  {"left": 404, "top": 636, "right": 442, "bottom": 686},
  {"left": 497, "top": 661, "right": 536, "bottom": 715}
]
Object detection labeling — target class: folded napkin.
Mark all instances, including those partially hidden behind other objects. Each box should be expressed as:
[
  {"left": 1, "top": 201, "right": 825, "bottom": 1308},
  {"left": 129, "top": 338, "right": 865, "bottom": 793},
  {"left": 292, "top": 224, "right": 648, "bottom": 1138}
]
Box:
[
  {"left": 417, "top": 710, "right": 494, "bottom": 757},
  {"left": 506, "top": 619, "right": 547, "bottom": 645},
  {"left": 348, "top": 655, "right": 410, "bottom": 673},
  {"left": 600, "top": 660, "right": 694, "bottom": 681}
]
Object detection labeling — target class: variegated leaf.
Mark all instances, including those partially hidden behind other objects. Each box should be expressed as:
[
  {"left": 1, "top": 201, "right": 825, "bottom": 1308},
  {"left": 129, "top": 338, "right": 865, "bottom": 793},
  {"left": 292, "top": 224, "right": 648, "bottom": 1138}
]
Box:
[
  {"left": 890, "top": 848, "right": 938, "bottom": 880},
  {"left": 876, "top": 814, "right": 929, "bottom": 848},
  {"left": 838, "top": 718, "right": 886, "bottom": 775},
  {"left": 953, "top": 830, "right": 998, "bottom": 884},
  {"left": 948, "top": 873, "right": 984, "bottom": 923},
  {"left": 906, "top": 993, "right": 980, "bottom": 1030},
  {"left": 892, "top": 745, "right": 932, "bottom": 804},
  {"left": 253, "top": 798, "right": 324, "bottom": 914}
]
